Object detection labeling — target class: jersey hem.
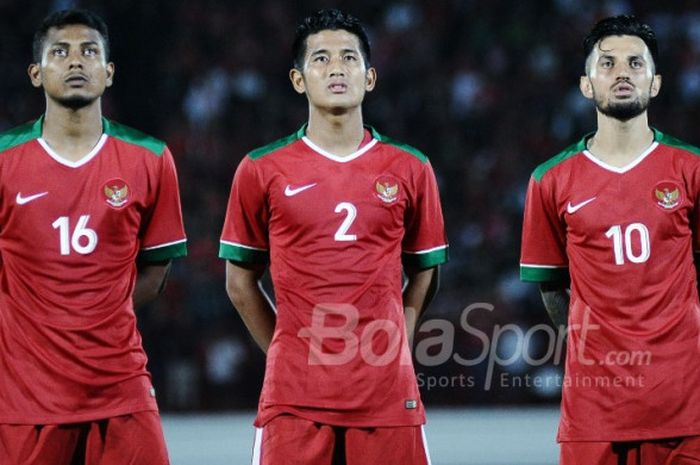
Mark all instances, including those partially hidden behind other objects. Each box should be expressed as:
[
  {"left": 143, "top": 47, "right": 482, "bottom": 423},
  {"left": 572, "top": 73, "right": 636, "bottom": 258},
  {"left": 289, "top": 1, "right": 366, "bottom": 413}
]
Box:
[
  {"left": 0, "top": 403, "right": 158, "bottom": 425},
  {"left": 254, "top": 407, "right": 426, "bottom": 428},
  {"left": 219, "top": 242, "right": 269, "bottom": 263},
  {"left": 138, "top": 240, "right": 187, "bottom": 262},
  {"left": 520, "top": 265, "right": 569, "bottom": 282},
  {"left": 557, "top": 425, "right": 700, "bottom": 443}
]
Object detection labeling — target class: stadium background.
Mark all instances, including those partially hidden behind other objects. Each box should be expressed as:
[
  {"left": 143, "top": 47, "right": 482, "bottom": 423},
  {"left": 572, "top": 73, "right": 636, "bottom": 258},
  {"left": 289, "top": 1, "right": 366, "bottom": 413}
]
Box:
[{"left": 2, "top": 0, "right": 699, "bottom": 462}]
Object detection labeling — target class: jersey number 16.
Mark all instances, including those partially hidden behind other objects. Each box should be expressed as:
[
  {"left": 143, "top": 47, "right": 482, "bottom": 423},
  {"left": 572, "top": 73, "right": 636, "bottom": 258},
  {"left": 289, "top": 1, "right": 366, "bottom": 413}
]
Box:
[{"left": 52, "top": 215, "right": 99, "bottom": 255}]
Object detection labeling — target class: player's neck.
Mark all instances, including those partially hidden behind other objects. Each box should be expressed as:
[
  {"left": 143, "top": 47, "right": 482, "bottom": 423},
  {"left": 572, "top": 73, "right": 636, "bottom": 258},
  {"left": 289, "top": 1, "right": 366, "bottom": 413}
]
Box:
[
  {"left": 588, "top": 113, "right": 654, "bottom": 168},
  {"left": 41, "top": 100, "right": 104, "bottom": 162},
  {"left": 305, "top": 107, "right": 366, "bottom": 157}
]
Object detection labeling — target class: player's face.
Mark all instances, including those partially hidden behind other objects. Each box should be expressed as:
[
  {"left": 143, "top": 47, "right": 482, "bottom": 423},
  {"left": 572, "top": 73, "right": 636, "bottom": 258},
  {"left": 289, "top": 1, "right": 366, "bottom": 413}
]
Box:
[
  {"left": 580, "top": 35, "right": 661, "bottom": 121},
  {"left": 28, "top": 24, "right": 114, "bottom": 110},
  {"left": 290, "top": 29, "right": 376, "bottom": 112}
]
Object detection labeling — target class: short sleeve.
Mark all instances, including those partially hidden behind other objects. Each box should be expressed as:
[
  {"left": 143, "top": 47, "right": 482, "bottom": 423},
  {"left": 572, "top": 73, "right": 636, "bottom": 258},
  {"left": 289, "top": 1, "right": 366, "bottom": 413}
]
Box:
[
  {"left": 138, "top": 147, "right": 187, "bottom": 262},
  {"left": 519, "top": 175, "right": 568, "bottom": 282},
  {"left": 401, "top": 160, "right": 449, "bottom": 269},
  {"left": 219, "top": 156, "right": 270, "bottom": 263}
]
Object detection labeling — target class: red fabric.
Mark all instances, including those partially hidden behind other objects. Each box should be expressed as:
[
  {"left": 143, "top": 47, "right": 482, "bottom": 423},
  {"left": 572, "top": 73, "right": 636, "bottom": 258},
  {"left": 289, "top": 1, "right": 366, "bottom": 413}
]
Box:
[
  {"left": 0, "top": 411, "right": 170, "bottom": 465},
  {"left": 561, "top": 437, "right": 700, "bottom": 465},
  {"left": 221, "top": 133, "right": 448, "bottom": 427},
  {"left": 258, "top": 414, "right": 429, "bottom": 465},
  {"left": 0, "top": 133, "right": 186, "bottom": 424},
  {"left": 521, "top": 138, "right": 700, "bottom": 441}
]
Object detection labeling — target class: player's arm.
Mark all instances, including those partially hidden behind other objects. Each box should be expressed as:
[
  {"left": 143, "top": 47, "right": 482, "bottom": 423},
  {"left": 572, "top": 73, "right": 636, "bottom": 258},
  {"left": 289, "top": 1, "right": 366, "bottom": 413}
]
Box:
[
  {"left": 133, "top": 259, "right": 172, "bottom": 309},
  {"left": 225, "top": 260, "right": 276, "bottom": 354},
  {"left": 539, "top": 281, "right": 570, "bottom": 329},
  {"left": 403, "top": 265, "right": 440, "bottom": 338}
]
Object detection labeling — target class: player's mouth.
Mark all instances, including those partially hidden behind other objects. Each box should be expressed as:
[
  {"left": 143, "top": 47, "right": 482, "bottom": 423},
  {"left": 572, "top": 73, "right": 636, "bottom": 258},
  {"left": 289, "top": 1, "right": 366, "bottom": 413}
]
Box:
[
  {"left": 328, "top": 82, "right": 348, "bottom": 93},
  {"left": 612, "top": 82, "right": 634, "bottom": 97},
  {"left": 64, "top": 74, "right": 89, "bottom": 86}
]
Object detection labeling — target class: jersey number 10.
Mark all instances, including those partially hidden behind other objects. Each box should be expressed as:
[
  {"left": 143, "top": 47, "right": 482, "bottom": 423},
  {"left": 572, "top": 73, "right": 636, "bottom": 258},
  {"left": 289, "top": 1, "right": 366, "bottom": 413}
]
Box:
[
  {"left": 51, "top": 215, "right": 99, "bottom": 255},
  {"left": 604, "top": 223, "right": 650, "bottom": 265}
]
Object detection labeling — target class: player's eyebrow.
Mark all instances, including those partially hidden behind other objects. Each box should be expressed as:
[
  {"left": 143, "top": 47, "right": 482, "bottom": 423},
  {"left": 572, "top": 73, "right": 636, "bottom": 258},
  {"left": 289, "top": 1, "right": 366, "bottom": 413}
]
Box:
[
  {"left": 49, "top": 40, "right": 100, "bottom": 48},
  {"left": 598, "top": 53, "right": 646, "bottom": 62},
  {"left": 310, "top": 48, "right": 359, "bottom": 56}
]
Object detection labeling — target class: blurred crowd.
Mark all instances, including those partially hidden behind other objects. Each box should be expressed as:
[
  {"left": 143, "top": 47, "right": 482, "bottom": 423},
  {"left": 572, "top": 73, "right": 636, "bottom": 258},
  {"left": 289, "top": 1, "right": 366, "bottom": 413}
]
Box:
[{"left": 2, "top": 0, "right": 700, "bottom": 410}]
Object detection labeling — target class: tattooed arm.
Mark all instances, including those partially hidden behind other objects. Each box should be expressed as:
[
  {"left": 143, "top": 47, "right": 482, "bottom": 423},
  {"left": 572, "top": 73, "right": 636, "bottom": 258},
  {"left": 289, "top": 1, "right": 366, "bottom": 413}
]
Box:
[{"left": 539, "top": 282, "right": 570, "bottom": 329}]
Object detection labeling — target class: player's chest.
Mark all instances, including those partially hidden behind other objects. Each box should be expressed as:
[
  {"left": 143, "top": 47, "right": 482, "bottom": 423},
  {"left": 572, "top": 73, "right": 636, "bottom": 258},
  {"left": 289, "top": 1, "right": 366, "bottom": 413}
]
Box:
[
  {"left": 0, "top": 151, "right": 149, "bottom": 245},
  {"left": 559, "top": 163, "right": 693, "bottom": 247},
  {"left": 265, "top": 163, "right": 409, "bottom": 239}
]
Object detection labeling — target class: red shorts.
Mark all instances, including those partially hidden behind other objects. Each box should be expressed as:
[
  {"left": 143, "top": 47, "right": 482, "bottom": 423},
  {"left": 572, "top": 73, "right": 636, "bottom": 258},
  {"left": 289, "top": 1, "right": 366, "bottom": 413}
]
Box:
[
  {"left": 253, "top": 414, "right": 431, "bottom": 465},
  {"left": 561, "top": 437, "right": 700, "bottom": 465},
  {"left": 0, "top": 411, "right": 169, "bottom": 465}
]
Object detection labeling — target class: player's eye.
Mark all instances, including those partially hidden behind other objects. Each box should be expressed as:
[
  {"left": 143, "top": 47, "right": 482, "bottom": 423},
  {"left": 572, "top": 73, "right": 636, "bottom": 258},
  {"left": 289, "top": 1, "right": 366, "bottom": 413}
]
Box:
[
  {"left": 630, "top": 59, "right": 643, "bottom": 69},
  {"left": 50, "top": 48, "right": 67, "bottom": 57},
  {"left": 344, "top": 54, "right": 358, "bottom": 61},
  {"left": 313, "top": 55, "right": 328, "bottom": 63},
  {"left": 83, "top": 47, "right": 98, "bottom": 57}
]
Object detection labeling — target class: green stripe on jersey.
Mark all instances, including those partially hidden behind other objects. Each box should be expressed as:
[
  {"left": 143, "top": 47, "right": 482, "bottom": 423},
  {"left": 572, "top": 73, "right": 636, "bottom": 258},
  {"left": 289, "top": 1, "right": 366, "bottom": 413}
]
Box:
[
  {"left": 103, "top": 118, "right": 166, "bottom": 156},
  {"left": 0, "top": 118, "right": 42, "bottom": 153},
  {"left": 248, "top": 127, "right": 305, "bottom": 160},
  {"left": 654, "top": 128, "right": 700, "bottom": 156},
  {"left": 139, "top": 241, "right": 187, "bottom": 262},
  {"left": 532, "top": 136, "right": 589, "bottom": 182},
  {"left": 219, "top": 242, "right": 269, "bottom": 263},
  {"left": 520, "top": 265, "right": 569, "bottom": 282},
  {"left": 370, "top": 126, "right": 428, "bottom": 163},
  {"left": 402, "top": 246, "right": 449, "bottom": 269}
]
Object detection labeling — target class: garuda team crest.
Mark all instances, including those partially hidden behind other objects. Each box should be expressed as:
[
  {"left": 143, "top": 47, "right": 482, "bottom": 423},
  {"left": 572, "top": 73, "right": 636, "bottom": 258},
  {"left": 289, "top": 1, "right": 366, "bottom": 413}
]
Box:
[
  {"left": 374, "top": 175, "right": 400, "bottom": 204},
  {"left": 103, "top": 178, "right": 129, "bottom": 208},
  {"left": 652, "top": 181, "right": 682, "bottom": 210}
]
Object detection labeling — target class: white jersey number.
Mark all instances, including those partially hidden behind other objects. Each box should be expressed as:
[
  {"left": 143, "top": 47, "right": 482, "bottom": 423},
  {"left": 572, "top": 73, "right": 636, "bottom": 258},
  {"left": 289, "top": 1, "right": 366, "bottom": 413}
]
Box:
[
  {"left": 52, "top": 215, "right": 99, "bottom": 255},
  {"left": 604, "top": 223, "right": 650, "bottom": 265},
  {"left": 334, "top": 202, "right": 358, "bottom": 241}
]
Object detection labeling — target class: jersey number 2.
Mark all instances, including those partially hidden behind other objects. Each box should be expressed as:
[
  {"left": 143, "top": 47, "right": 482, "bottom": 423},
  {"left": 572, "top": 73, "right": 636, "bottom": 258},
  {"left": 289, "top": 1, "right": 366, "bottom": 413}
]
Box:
[
  {"left": 52, "top": 215, "right": 98, "bottom": 255},
  {"left": 334, "top": 202, "right": 357, "bottom": 241},
  {"left": 604, "top": 223, "right": 650, "bottom": 265}
]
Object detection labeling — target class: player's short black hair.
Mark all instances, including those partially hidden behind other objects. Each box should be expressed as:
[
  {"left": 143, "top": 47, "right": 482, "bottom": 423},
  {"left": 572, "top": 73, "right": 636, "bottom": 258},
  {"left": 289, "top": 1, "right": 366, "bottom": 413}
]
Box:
[
  {"left": 33, "top": 9, "right": 110, "bottom": 63},
  {"left": 292, "top": 8, "right": 371, "bottom": 70},
  {"left": 583, "top": 15, "right": 658, "bottom": 72}
]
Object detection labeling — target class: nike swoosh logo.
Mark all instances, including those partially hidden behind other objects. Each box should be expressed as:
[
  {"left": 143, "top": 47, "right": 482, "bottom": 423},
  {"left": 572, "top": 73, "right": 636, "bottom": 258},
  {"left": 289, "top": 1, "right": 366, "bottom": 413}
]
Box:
[
  {"left": 566, "top": 197, "right": 597, "bottom": 214},
  {"left": 16, "top": 192, "right": 49, "bottom": 205},
  {"left": 284, "top": 183, "right": 317, "bottom": 197}
]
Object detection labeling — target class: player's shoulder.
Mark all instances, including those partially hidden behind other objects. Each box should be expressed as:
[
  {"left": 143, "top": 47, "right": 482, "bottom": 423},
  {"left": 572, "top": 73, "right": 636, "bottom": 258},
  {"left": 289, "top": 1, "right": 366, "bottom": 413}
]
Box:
[
  {"left": 0, "top": 118, "right": 42, "bottom": 154},
  {"left": 103, "top": 118, "right": 166, "bottom": 157},
  {"left": 247, "top": 126, "right": 305, "bottom": 160},
  {"left": 370, "top": 126, "right": 429, "bottom": 163},
  {"left": 531, "top": 134, "right": 589, "bottom": 182},
  {"left": 654, "top": 128, "right": 700, "bottom": 157}
]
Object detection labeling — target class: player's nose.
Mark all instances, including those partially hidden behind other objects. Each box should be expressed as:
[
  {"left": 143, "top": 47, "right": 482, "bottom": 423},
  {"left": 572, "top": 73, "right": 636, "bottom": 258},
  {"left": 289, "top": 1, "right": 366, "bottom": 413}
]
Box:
[
  {"left": 328, "top": 56, "right": 345, "bottom": 77},
  {"left": 68, "top": 51, "right": 84, "bottom": 68}
]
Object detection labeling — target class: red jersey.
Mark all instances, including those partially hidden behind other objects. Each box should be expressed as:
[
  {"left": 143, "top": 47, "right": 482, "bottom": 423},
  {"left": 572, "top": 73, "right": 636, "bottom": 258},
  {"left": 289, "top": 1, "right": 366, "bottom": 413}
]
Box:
[
  {"left": 520, "top": 129, "right": 700, "bottom": 441},
  {"left": 219, "top": 126, "right": 448, "bottom": 427},
  {"left": 0, "top": 117, "right": 187, "bottom": 424}
]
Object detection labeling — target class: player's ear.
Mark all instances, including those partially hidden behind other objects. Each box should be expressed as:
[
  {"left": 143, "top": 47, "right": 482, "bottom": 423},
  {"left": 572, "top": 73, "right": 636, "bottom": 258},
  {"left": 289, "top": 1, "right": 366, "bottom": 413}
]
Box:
[
  {"left": 579, "top": 75, "right": 593, "bottom": 99},
  {"left": 289, "top": 68, "right": 306, "bottom": 94},
  {"left": 28, "top": 63, "right": 42, "bottom": 89},
  {"left": 365, "top": 67, "right": 377, "bottom": 92},
  {"left": 650, "top": 74, "right": 662, "bottom": 98},
  {"left": 105, "top": 62, "right": 115, "bottom": 88}
]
